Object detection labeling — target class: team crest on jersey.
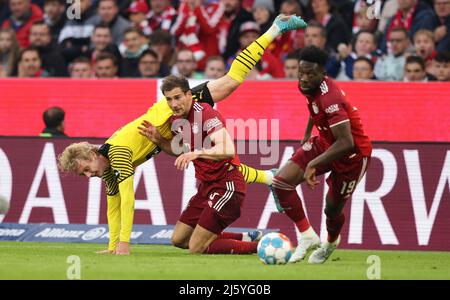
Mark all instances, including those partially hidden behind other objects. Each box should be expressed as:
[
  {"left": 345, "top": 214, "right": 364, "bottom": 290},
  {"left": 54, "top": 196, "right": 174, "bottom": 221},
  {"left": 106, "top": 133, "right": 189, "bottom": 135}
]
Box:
[
  {"left": 312, "top": 102, "right": 319, "bottom": 114},
  {"left": 302, "top": 142, "right": 312, "bottom": 151},
  {"left": 192, "top": 122, "right": 200, "bottom": 134}
]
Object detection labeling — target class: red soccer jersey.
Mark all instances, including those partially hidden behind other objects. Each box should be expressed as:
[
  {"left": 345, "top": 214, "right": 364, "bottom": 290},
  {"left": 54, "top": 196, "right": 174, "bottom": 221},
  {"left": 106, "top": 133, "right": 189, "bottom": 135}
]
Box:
[
  {"left": 303, "top": 76, "right": 372, "bottom": 160},
  {"left": 170, "top": 101, "right": 240, "bottom": 182}
]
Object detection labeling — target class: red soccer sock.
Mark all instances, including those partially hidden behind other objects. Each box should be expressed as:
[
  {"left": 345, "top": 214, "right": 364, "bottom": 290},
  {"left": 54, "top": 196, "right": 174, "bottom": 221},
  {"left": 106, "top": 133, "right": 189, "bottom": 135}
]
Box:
[
  {"left": 216, "top": 232, "right": 243, "bottom": 241},
  {"left": 326, "top": 214, "right": 345, "bottom": 243},
  {"left": 273, "top": 176, "right": 310, "bottom": 232},
  {"left": 205, "top": 239, "right": 257, "bottom": 254}
]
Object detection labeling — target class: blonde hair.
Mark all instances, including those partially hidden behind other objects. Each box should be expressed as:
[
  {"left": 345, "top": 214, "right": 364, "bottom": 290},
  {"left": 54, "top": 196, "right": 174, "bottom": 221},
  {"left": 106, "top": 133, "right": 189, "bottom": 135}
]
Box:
[
  {"left": 413, "top": 29, "right": 435, "bottom": 43},
  {"left": 58, "top": 142, "right": 98, "bottom": 173},
  {"left": 0, "top": 28, "right": 20, "bottom": 76}
]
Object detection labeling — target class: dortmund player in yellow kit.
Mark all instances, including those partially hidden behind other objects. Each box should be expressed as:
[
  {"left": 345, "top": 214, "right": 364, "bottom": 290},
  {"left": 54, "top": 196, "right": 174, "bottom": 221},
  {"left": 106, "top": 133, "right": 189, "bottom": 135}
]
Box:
[{"left": 58, "top": 15, "right": 307, "bottom": 255}]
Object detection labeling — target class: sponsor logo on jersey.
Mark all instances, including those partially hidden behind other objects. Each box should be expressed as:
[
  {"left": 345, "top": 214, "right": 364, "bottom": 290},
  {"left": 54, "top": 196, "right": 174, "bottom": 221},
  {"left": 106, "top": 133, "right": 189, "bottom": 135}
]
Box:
[
  {"left": 312, "top": 102, "right": 319, "bottom": 114},
  {"left": 325, "top": 104, "right": 339, "bottom": 114}
]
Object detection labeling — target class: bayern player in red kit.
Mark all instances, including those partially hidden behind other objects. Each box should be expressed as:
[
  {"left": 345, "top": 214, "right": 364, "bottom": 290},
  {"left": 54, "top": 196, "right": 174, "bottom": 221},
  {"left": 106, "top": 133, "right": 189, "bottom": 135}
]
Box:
[
  {"left": 271, "top": 46, "right": 372, "bottom": 264},
  {"left": 139, "top": 75, "right": 258, "bottom": 255}
]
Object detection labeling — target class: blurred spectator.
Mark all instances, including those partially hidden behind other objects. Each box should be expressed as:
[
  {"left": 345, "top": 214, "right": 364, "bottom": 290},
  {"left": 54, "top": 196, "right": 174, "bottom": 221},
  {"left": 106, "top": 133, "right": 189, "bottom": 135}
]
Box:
[
  {"left": 43, "top": 0, "right": 66, "bottom": 42},
  {"left": 2, "top": 0, "right": 44, "bottom": 48},
  {"left": 382, "top": 0, "right": 434, "bottom": 53},
  {"left": 93, "top": 0, "right": 131, "bottom": 46},
  {"left": 120, "top": 27, "right": 149, "bottom": 77},
  {"left": 403, "top": 55, "right": 436, "bottom": 81},
  {"left": 58, "top": 0, "right": 97, "bottom": 64},
  {"left": 69, "top": 56, "right": 93, "bottom": 78},
  {"left": 0, "top": 28, "right": 20, "bottom": 77},
  {"left": 222, "top": 0, "right": 255, "bottom": 61},
  {"left": 423, "top": 0, "right": 450, "bottom": 53},
  {"left": 307, "top": 0, "right": 351, "bottom": 52},
  {"left": 141, "top": 0, "right": 177, "bottom": 35},
  {"left": 173, "top": 48, "right": 203, "bottom": 78},
  {"left": 432, "top": 51, "right": 450, "bottom": 81},
  {"left": 171, "top": 0, "right": 223, "bottom": 71},
  {"left": 95, "top": 51, "right": 118, "bottom": 78},
  {"left": 328, "top": 30, "right": 379, "bottom": 80},
  {"left": 127, "top": 0, "right": 150, "bottom": 30},
  {"left": 40, "top": 106, "right": 67, "bottom": 137},
  {"left": 252, "top": 0, "right": 275, "bottom": 34},
  {"left": 352, "top": 0, "right": 379, "bottom": 34},
  {"left": 413, "top": 29, "right": 437, "bottom": 74},
  {"left": 149, "top": 29, "right": 173, "bottom": 75},
  {"left": 303, "top": 20, "right": 328, "bottom": 50},
  {"left": 353, "top": 56, "right": 376, "bottom": 80},
  {"left": 137, "top": 49, "right": 162, "bottom": 77},
  {"left": 16, "top": 46, "right": 49, "bottom": 77},
  {"left": 283, "top": 50, "right": 300, "bottom": 79},
  {"left": 170, "top": 0, "right": 206, "bottom": 65},
  {"left": 227, "top": 21, "right": 284, "bottom": 78},
  {"left": 29, "top": 21, "right": 67, "bottom": 76},
  {"left": 0, "top": 1, "right": 10, "bottom": 26},
  {"left": 203, "top": 55, "right": 226, "bottom": 79},
  {"left": 277, "top": 0, "right": 305, "bottom": 53},
  {"left": 87, "top": 24, "right": 121, "bottom": 65},
  {"left": 378, "top": 0, "right": 399, "bottom": 33},
  {"left": 374, "top": 27, "right": 410, "bottom": 81}
]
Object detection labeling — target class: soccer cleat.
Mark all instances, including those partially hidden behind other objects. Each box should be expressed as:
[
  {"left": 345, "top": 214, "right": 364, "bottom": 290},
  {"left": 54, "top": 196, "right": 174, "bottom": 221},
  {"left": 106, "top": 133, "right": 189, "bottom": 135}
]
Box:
[
  {"left": 288, "top": 230, "right": 320, "bottom": 263},
  {"left": 274, "top": 14, "right": 307, "bottom": 34},
  {"left": 268, "top": 169, "right": 284, "bottom": 213},
  {"left": 308, "top": 235, "right": 341, "bottom": 264},
  {"left": 243, "top": 230, "right": 263, "bottom": 242}
]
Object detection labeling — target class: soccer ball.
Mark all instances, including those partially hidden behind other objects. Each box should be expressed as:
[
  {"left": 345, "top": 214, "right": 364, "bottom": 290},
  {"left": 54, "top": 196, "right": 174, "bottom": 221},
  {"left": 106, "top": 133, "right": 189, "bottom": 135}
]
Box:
[
  {"left": 0, "top": 195, "right": 9, "bottom": 215},
  {"left": 257, "top": 232, "right": 293, "bottom": 265}
]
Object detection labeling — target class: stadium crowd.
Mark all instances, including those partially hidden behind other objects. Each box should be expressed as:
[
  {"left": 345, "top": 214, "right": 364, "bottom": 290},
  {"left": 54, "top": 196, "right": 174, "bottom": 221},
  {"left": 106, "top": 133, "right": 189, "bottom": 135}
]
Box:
[{"left": 0, "top": 0, "right": 449, "bottom": 81}]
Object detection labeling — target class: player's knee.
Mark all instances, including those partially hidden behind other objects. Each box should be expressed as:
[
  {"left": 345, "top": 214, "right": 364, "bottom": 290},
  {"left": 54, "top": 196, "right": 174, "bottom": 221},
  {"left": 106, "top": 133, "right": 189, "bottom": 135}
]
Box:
[
  {"left": 188, "top": 243, "right": 206, "bottom": 254},
  {"left": 171, "top": 237, "right": 188, "bottom": 249}
]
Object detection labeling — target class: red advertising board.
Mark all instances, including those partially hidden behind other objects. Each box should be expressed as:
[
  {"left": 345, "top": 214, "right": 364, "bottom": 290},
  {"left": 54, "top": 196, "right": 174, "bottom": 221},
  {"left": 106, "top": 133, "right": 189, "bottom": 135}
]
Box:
[
  {"left": 1, "top": 137, "right": 449, "bottom": 251},
  {"left": 1, "top": 79, "right": 449, "bottom": 141}
]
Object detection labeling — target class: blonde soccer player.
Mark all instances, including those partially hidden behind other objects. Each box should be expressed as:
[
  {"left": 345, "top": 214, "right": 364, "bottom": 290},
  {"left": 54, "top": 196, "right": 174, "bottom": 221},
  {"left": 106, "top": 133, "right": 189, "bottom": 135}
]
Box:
[{"left": 58, "top": 15, "right": 307, "bottom": 255}]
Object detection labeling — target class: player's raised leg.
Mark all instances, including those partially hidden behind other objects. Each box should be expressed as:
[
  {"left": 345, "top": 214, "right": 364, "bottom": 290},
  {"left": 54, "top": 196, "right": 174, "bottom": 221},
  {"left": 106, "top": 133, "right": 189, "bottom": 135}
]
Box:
[
  {"left": 271, "top": 160, "right": 320, "bottom": 263},
  {"left": 207, "top": 14, "right": 307, "bottom": 102},
  {"left": 239, "top": 163, "right": 274, "bottom": 185}
]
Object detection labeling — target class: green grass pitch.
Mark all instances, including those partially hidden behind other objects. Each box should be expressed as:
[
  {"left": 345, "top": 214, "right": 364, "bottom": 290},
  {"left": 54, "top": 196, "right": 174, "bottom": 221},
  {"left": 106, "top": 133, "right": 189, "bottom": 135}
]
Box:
[{"left": 0, "top": 242, "right": 449, "bottom": 280}]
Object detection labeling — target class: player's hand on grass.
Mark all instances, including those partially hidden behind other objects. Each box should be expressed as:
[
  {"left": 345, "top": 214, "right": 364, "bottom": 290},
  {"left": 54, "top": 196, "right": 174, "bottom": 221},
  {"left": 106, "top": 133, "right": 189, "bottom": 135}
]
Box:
[
  {"left": 115, "top": 241, "right": 130, "bottom": 255},
  {"left": 304, "top": 164, "right": 319, "bottom": 189},
  {"left": 96, "top": 249, "right": 115, "bottom": 254},
  {"left": 138, "top": 120, "right": 162, "bottom": 144},
  {"left": 174, "top": 152, "right": 198, "bottom": 170}
]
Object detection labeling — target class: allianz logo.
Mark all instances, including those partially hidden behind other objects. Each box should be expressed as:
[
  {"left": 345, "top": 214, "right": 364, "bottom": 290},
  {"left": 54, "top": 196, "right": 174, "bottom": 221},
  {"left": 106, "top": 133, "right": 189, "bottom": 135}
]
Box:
[
  {"left": 0, "top": 229, "right": 26, "bottom": 237},
  {"left": 35, "top": 227, "right": 144, "bottom": 240}
]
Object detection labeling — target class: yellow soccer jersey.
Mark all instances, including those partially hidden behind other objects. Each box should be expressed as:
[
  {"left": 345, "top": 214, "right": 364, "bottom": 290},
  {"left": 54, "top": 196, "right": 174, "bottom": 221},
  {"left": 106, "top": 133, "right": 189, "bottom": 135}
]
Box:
[{"left": 99, "top": 82, "right": 214, "bottom": 250}]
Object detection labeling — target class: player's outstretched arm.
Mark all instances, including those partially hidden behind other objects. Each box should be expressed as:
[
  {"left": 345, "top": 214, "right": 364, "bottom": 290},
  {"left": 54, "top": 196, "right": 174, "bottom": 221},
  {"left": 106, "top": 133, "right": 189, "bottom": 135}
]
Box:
[{"left": 207, "top": 14, "right": 307, "bottom": 103}]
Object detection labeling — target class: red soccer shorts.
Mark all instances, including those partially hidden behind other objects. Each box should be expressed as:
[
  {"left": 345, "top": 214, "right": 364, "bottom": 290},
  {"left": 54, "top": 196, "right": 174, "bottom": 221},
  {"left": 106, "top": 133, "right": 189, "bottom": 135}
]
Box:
[
  {"left": 178, "top": 168, "right": 247, "bottom": 234},
  {"left": 291, "top": 136, "right": 371, "bottom": 205}
]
